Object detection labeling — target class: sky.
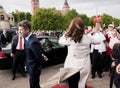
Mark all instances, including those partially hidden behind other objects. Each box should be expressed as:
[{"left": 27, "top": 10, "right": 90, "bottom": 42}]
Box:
[{"left": 0, "top": 0, "right": 120, "bottom": 19}]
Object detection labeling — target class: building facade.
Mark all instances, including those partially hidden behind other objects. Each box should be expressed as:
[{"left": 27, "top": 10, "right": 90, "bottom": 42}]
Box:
[
  {"left": 31, "top": 0, "right": 70, "bottom": 15},
  {"left": 31, "top": 0, "right": 39, "bottom": 15},
  {"left": 0, "top": 5, "right": 15, "bottom": 30}
]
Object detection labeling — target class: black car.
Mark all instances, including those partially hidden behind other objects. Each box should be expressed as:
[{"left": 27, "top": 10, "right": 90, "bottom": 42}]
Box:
[
  {"left": 37, "top": 36, "right": 67, "bottom": 66},
  {"left": 0, "top": 44, "right": 13, "bottom": 70},
  {"left": 0, "top": 36, "right": 67, "bottom": 69}
]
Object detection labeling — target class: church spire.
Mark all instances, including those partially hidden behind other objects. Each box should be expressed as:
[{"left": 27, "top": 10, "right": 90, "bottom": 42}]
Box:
[
  {"left": 31, "top": 0, "right": 39, "bottom": 15},
  {"left": 64, "top": 0, "right": 69, "bottom": 7},
  {"left": 62, "top": 0, "right": 70, "bottom": 14}
]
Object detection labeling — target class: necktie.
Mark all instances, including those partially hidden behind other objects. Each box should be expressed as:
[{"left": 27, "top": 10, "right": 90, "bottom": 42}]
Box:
[{"left": 19, "top": 37, "right": 22, "bottom": 50}]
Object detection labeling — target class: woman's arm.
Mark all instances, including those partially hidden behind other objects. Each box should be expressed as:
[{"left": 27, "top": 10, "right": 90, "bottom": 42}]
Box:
[{"left": 58, "top": 33, "right": 70, "bottom": 46}]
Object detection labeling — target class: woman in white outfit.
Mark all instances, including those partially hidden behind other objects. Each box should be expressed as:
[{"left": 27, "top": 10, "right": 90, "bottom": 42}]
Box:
[{"left": 59, "top": 17, "right": 100, "bottom": 88}]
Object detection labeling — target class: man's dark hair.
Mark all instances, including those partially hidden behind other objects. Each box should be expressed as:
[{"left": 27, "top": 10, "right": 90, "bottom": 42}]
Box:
[{"left": 18, "top": 20, "right": 31, "bottom": 31}]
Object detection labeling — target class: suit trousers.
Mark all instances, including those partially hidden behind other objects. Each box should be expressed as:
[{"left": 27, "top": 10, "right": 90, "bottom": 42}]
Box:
[
  {"left": 29, "top": 71, "right": 41, "bottom": 88},
  {"left": 27, "top": 62, "right": 42, "bottom": 88},
  {"left": 12, "top": 50, "right": 26, "bottom": 75},
  {"left": 92, "top": 49, "right": 105, "bottom": 75}
]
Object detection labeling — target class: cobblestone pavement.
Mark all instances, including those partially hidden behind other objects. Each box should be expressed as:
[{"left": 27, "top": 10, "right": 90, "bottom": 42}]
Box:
[
  {"left": 0, "top": 64, "right": 115, "bottom": 88},
  {"left": 41, "top": 72, "right": 115, "bottom": 88}
]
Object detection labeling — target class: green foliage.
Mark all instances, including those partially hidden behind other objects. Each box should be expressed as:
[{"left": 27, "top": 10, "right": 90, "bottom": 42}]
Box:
[
  {"left": 88, "top": 14, "right": 120, "bottom": 29},
  {"left": 32, "top": 8, "right": 65, "bottom": 31},
  {"left": 89, "top": 16, "right": 95, "bottom": 26},
  {"left": 64, "top": 9, "right": 79, "bottom": 28},
  {"left": 12, "top": 9, "right": 120, "bottom": 31},
  {"left": 12, "top": 12, "right": 32, "bottom": 24},
  {"left": 25, "top": 12, "right": 32, "bottom": 21},
  {"left": 79, "top": 14, "right": 89, "bottom": 26},
  {"left": 11, "top": 12, "right": 18, "bottom": 25},
  {"left": 17, "top": 12, "right": 26, "bottom": 22},
  {"left": 101, "top": 14, "right": 113, "bottom": 28},
  {"left": 113, "top": 18, "right": 120, "bottom": 27}
]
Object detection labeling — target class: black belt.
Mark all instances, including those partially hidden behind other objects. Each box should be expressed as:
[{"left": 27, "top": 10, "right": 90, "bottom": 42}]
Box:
[{"left": 16, "top": 50, "right": 24, "bottom": 52}]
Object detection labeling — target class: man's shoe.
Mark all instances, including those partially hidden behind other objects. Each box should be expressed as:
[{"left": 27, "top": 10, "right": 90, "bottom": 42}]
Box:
[
  {"left": 23, "top": 74, "right": 27, "bottom": 78},
  {"left": 12, "top": 75, "right": 16, "bottom": 80},
  {"left": 21, "top": 73, "right": 27, "bottom": 78},
  {"left": 98, "top": 74, "right": 102, "bottom": 78},
  {"left": 91, "top": 75, "right": 95, "bottom": 79}
]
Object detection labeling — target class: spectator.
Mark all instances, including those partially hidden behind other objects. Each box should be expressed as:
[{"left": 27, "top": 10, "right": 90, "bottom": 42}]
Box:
[
  {"left": 111, "top": 43, "right": 120, "bottom": 88},
  {"left": 11, "top": 28, "right": 26, "bottom": 80},
  {"left": 91, "top": 23, "right": 106, "bottom": 79},
  {"left": 0, "top": 29, "right": 11, "bottom": 47}
]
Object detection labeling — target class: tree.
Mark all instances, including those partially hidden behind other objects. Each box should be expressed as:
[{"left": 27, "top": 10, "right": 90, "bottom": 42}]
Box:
[
  {"left": 79, "top": 14, "right": 89, "bottom": 26},
  {"left": 31, "top": 8, "right": 65, "bottom": 31},
  {"left": 17, "top": 12, "right": 25, "bottom": 22},
  {"left": 101, "top": 14, "right": 113, "bottom": 28},
  {"left": 12, "top": 12, "right": 32, "bottom": 24},
  {"left": 113, "top": 18, "right": 120, "bottom": 27},
  {"left": 88, "top": 16, "right": 95, "bottom": 27},
  {"left": 25, "top": 12, "right": 32, "bottom": 21},
  {"left": 64, "top": 9, "right": 79, "bottom": 28},
  {"left": 11, "top": 12, "right": 18, "bottom": 25}
]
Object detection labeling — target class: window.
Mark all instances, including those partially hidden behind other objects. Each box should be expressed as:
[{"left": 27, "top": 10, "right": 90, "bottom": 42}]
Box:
[{"left": 0, "top": 15, "right": 4, "bottom": 20}]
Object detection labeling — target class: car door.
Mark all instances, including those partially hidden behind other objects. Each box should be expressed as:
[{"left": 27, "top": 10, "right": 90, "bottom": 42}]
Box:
[{"left": 47, "top": 38, "right": 67, "bottom": 64}]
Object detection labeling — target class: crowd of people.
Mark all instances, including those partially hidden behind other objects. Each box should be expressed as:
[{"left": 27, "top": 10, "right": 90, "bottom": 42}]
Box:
[
  {"left": 58, "top": 18, "right": 120, "bottom": 88},
  {"left": 0, "top": 17, "right": 120, "bottom": 88},
  {"left": 85, "top": 22, "right": 120, "bottom": 88}
]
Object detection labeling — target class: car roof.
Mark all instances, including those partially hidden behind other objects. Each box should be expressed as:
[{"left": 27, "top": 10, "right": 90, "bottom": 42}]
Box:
[{"left": 37, "top": 36, "right": 55, "bottom": 38}]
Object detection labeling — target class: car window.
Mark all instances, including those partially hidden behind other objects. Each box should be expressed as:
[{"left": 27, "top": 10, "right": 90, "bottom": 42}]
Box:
[
  {"left": 48, "top": 38, "right": 63, "bottom": 48},
  {"left": 39, "top": 37, "right": 64, "bottom": 51},
  {"left": 49, "top": 38, "right": 58, "bottom": 43},
  {"left": 40, "top": 39, "right": 46, "bottom": 45},
  {"left": 39, "top": 38, "right": 52, "bottom": 51}
]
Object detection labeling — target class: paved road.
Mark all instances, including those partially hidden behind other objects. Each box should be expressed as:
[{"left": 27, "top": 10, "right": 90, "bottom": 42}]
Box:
[{"left": 0, "top": 64, "right": 115, "bottom": 88}]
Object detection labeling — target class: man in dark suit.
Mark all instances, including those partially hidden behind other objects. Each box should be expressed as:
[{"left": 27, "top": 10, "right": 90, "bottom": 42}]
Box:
[
  {"left": 18, "top": 20, "right": 48, "bottom": 88},
  {"left": 11, "top": 29, "right": 26, "bottom": 80},
  {"left": 0, "top": 29, "right": 11, "bottom": 47}
]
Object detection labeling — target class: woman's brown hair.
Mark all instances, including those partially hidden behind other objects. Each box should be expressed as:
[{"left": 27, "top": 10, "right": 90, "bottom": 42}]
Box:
[{"left": 65, "top": 17, "right": 85, "bottom": 43}]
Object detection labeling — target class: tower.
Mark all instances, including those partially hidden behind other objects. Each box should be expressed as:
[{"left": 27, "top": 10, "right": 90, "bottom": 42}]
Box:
[
  {"left": 62, "top": 0, "right": 70, "bottom": 14},
  {"left": 31, "top": 0, "right": 39, "bottom": 15}
]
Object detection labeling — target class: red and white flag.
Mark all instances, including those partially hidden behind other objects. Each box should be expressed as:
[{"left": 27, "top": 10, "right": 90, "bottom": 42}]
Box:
[
  {"left": 93, "top": 15, "right": 102, "bottom": 24},
  {"left": 15, "top": 9, "right": 19, "bottom": 13}
]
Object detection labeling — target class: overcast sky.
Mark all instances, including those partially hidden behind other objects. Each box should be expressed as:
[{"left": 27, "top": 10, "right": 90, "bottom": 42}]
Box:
[{"left": 0, "top": 0, "right": 120, "bottom": 19}]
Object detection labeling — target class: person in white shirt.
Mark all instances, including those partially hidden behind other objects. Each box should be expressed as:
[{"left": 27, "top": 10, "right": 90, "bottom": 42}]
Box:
[{"left": 91, "top": 23, "right": 106, "bottom": 79}]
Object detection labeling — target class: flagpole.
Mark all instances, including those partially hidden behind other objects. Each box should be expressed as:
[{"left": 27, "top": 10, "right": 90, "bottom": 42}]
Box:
[{"left": 95, "top": 0, "right": 98, "bottom": 17}]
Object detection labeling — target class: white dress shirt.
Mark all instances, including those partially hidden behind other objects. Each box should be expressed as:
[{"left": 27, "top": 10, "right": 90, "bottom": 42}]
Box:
[{"left": 16, "top": 36, "right": 24, "bottom": 50}]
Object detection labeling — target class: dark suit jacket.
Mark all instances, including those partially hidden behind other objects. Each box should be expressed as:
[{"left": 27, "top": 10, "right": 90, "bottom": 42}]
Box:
[
  {"left": 0, "top": 33, "right": 11, "bottom": 46},
  {"left": 25, "top": 34, "right": 44, "bottom": 74},
  {"left": 11, "top": 35, "right": 19, "bottom": 54}
]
